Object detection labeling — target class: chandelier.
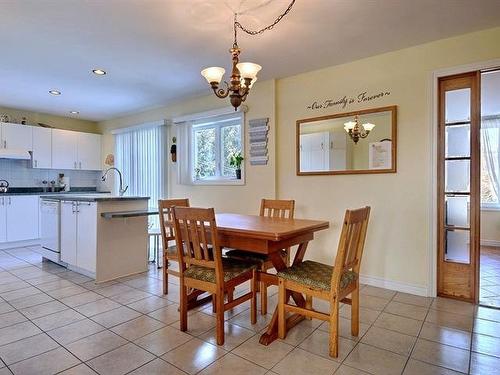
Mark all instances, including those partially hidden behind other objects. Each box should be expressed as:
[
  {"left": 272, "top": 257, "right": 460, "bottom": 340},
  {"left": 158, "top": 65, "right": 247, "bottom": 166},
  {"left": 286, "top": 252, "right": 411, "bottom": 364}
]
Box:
[
  {"left": 343, "top": 115, "right": 376, "bottom": 144},
  {"left": 201, "top": 1, "right": 296, "bottom": 110}
]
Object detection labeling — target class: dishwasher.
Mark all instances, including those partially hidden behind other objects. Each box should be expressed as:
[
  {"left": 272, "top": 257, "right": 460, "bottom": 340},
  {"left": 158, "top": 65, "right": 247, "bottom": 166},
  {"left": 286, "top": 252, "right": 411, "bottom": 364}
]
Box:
[{"left": 40, "top": 199, "right": 61, "bottom": 263}]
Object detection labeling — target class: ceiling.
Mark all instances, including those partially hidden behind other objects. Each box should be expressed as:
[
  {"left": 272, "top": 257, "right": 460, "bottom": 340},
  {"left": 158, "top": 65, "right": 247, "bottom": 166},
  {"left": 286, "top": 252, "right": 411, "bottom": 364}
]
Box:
[{"left": 1, "top": 0, "right": 500, "bottom": 121}]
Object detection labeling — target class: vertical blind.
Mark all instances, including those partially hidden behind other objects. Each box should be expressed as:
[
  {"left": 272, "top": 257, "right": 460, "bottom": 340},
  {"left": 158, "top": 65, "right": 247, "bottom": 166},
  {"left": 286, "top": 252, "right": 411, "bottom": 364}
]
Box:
[{"left": 115, "top": 125, "right": 166, "bottom": 222}]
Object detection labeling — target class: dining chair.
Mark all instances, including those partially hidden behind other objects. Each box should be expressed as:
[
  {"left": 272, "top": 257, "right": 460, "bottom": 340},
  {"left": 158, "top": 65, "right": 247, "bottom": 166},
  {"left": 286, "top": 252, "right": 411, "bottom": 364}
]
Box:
[
  {"left": 226, "top": 198, "right": 295, "bottom": 314},
  {"left": 172, "top": 206, "right": 257, "bottom": 345},
  {"left": 277, "top": 206, "right": 371, "bottom": 358},
  {"left": 158, "top": 198, "right": 190, "bottom": 295}
]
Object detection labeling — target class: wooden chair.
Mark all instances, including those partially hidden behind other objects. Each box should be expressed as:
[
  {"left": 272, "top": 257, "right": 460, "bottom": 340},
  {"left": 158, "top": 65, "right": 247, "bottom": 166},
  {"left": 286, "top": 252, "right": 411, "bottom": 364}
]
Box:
[
  {"left": 277, "top": 206, "right": 371, "bottom": 357},
  {"left": 158, "top": 198, "right": 190, "bottom": 295},
  {"left": 172, "top": 206, "right": 257, "bottom": 345},
  {"left": 226, "top": 198, "right": 295, "bottom": 314}
]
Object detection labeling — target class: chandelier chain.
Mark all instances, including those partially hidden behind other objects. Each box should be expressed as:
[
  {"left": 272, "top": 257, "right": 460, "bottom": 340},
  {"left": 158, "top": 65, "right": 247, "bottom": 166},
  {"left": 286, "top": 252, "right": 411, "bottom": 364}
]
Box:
[{"left": 234, "top": 0, "right": 296, "bottom": 36}]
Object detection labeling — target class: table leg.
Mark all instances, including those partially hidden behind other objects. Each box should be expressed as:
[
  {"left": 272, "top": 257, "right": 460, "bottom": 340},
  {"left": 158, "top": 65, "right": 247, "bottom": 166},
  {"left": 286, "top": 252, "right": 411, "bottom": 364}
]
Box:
[{"left": 259, "top": 241, "right": 309, "bottom": 345}]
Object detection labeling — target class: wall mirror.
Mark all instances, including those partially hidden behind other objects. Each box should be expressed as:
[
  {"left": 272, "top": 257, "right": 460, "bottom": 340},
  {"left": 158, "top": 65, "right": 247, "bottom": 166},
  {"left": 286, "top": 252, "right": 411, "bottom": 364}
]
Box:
[{"left": 296, "top": 105, "right": 397, "bottom": 175}]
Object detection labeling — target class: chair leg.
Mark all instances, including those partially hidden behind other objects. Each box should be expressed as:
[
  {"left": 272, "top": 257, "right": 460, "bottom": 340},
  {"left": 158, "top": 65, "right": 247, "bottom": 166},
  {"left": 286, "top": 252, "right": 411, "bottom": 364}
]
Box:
[
  {"left": 216, "top": 291, "right": 225, "bottom": 345},
  {"left": 156, "top": 236, "right": 161, "bottom": 269},
  {"left": 250, "top": 270, "right": 257, "bottom": 324},
  {"left": 351, "top": 284, "right": 360, "bottom": 336},
  {"left": 163, "top": 260, "right": 168, "bottom": 295},
  {"left": 329, "top": 297, "right": 339, "bottom": 358},
  {"left": 212, "top": 294, "right": 217, "bottom": 313},
  {"left": 180, "top": 284, "right": 188, "bottom": 332},
  {"left": 260, "top": 264, "right": 267, "bottom": 315},
  {"left": 278, "top": 278, "right": 286, "bottom": 339},
  {"left": 305, "top": 295, "right": 313, "bottom": 320}
]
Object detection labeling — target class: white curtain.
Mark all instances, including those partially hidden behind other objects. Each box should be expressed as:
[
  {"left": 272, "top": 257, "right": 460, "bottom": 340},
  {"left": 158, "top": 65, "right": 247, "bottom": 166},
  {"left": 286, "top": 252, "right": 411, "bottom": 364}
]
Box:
[
  {"left": 481, "top": 116, "right": 500, "bottom": 201},
  {"left": 115, "top": 125, "right": 166, "bottom": 227}
]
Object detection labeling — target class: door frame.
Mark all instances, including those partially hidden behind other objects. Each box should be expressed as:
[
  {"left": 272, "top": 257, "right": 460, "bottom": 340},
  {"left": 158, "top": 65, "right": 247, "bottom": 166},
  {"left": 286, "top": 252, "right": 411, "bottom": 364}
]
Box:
[{"left": 429, "top": 58, "right": 500, "bottom": 298}]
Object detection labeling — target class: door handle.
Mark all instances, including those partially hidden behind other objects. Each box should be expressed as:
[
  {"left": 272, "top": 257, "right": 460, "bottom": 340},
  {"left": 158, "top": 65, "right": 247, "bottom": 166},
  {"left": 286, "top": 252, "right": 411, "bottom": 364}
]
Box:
[
  {"left": 8, "top": 197, "right": 11, "bottom": 205},
  {"left": 74, "top": 162, "right": 77, "bottom": 169},
  {"left": 3, "top": 140, "right": 6, "bottom": 148},
  {"left": 79, "top": 161, "right": 82, "bottom": 169}
]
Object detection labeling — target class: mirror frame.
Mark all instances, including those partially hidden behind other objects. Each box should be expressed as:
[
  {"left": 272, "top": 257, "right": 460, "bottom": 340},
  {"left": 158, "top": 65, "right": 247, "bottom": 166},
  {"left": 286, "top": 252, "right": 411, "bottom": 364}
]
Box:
[{"left": 296, "top": 105, "right": 398, "bottom": 176}]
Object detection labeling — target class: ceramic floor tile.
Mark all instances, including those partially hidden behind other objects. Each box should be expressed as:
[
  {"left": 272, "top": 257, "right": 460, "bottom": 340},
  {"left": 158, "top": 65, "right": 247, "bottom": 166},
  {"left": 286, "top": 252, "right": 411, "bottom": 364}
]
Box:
[
  {"left": 374, "top": 312, "right": 423, "bottom": 336},
  {"left": 228, "top": 307, "right": 273, "bottom": 332},
  {"left": 134, "top": 325, "right": 192, "bottom": 356},
  {"left": 0, "top": 321, "right": 42, "bottom": 346},
  {"left": 32, "top": 308, "right": 86, "bottom": 331},
  {"left": 425, "top": 309, "right": 473, "bottom": 332},
  {"left": 344, "top": 342, "right": 407, "bottom": 375},
  {"left": 411, "top": 338, "right": 470, "bottom": 373},
  {"left": 0, "top": 302, "right": 14, "bottom": 315},
  {"left": 36, "top": 279, "right": 75, "bottom": 292},
  {"left": 66, "top": 330, "right": 128, "bottom": 362},
  {"left": 0, "top": 286, "right": 40, "bottom": 301},
  {"left": 147, "top": 304, "right": 181, "bottom": 325},
  {"left": 0, "top": 280, "right": 31, "bottom": 293},
  {"left": 360, "top": 285, "right": 397, "bottom": 300},
  {"left": 59, "top": 291, "right": 104, "bottom": 307},
  {"left": 473, "top": 317, "right": 500, "bottom": 338},
  {"left": 110, "top": 289, "right": 152, "bottom": 305},
  {"left": 431, "top": 297, "right": 475, "bottom": 316},
  {"left": 470, "top": 352, "right": 500, "bottom": 374},
  {"left": 333, "top": 364, "right": 372, "bottom": 374},
  {"left": 392, "top": 292, "right": 433, "bottom": 307},
  {"left": 359, "top": 294, "right": 389, "bottom": 311},
  {"left": 272, "top": 347, "right": 339, "bottom": 375},
  {"left": 475, "top": 305, "right": 500, "bottom": 322},
  {"left": 472, "top": 332, "right": 500, "bottom": 358},
  {"left": 95, "top": 284, "right": 136, "bottom": 297},
  {"left": 127, "top": 295, "right": 171, "bottom": 313},
  {"left": 90, "top": 305, "right": 142, "bottom": 328},
  {"left": 9, "top": 292, "right": 54, "bottom": 309},
  {"left": 0, "top": 333, "right": 60, "bottom": 365},
  {"left": 178, "top": 311, "right": 216, "bottom": 336},
  {"left": 46, "top": 285, "right": 88, "bottom": 299},
  {"left": 111, "top": 315, "right": 165, "bottom": 340},
  {"left": 340, "top": 305, "right": 381, "bottom": 325},
  {"left": 87, "top": 343, "right": 155, "bottom": 375},
  {"left": 162, "top": 338, "right": 226, "bottom": 374},
  {"left": 298, "top": 329, "right": 357, "bottom": 362},
  {"left": 402, "top": 359, "right": 464, "bottom": 375},
  {"left": 47, "top": 318, "right": 105, "bottom": 345},
  {"left": 73, "top": 298, "right": 121, "bottom": 317},
  {"left": 199, "top": 322, "right": 256, "bottom": 351},
  {"left": 419, "top": 322, "right": 471, "bottom": 350},
  {"left": 8, "top": 347, "right": 80, "bottom": 375},
  {"left": 58, "top": 363, "right": 98, "bottom": 374},
  {"left": 19, "top": 300, "right": 68, "bottom": 319},
  {"left": 361, "top": 326, "right": 416, "bottom": 356},
  {"left": 384, "top": 301, "right": 428, "bottom": 321},
  {"left": 128, "top": 358, "right": 186, "bottom": 375},
  {"left": 318, "top": 317, "right": 370, "bottom": 342},
  {"left": 0, "top": 311, "right": 27, "bottom": 329}
]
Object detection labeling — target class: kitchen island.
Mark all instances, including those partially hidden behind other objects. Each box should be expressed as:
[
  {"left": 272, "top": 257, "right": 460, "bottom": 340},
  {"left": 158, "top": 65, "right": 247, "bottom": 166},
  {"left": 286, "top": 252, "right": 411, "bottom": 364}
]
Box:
[{"left": 41, "top": 194, "right": 150, "bottom": 283}]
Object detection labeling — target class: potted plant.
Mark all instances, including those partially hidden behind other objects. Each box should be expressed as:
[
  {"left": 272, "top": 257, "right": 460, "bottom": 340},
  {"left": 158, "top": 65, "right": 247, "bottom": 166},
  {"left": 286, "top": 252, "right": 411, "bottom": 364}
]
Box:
[{"left": 229, "top": 151, "right": 244, "bottom": 179}]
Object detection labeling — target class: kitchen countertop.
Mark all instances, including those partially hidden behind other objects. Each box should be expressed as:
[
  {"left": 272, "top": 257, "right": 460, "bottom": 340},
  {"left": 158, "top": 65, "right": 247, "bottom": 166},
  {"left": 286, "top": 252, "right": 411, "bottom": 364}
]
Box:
[
  {"left": 0, "top": 187, "right": 109, "bottom": 196},
  {"left": 42, "top": 194, "right": 150, "bottom": 202}
]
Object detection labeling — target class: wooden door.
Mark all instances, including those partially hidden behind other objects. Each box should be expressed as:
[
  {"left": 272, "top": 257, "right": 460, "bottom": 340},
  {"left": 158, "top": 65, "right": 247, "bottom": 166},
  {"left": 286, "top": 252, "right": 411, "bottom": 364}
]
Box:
[{"left": 437, "top": 72, "right": 480, "bottom": 302}]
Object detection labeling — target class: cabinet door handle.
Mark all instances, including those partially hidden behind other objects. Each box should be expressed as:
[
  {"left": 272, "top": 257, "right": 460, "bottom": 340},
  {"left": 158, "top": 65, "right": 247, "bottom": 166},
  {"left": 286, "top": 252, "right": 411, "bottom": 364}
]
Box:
[
  {"left": 3, "top": 140, "right": 6, "bottom": 148},
  {"left": 8, "top": 197, "right": 11, "bottom": 205},
  {"left": 79, "top": 162, "right": 82, "bottom": 169},
  {"left": 1, "top": 197, "right": 3, "bottom": 206},
  {"left": 74, "top": 161, "right": 77, "bottom": 169},
  {"left": 34, "top": 160, "right": 37, "bottom": 168}
]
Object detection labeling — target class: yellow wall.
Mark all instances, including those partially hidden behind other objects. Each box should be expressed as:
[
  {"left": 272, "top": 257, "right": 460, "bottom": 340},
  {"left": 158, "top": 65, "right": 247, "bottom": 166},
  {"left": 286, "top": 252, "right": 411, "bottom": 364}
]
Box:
[
  {"left": 99, "top": 80, "right": 276, "bottom": 214},
  {"left": 0, "top": 106, "right": 99, "bottom": 133},
  {"left": 98, "top": 27, "right": 500, "bottom": 294}
]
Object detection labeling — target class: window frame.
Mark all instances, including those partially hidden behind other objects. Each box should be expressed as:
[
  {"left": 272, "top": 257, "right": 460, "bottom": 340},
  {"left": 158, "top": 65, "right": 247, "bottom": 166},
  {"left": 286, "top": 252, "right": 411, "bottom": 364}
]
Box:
[
  {"left": 480, "top": 120, "right": 500, "bottom": 210},
  {"left": 189, "top": 113, "right": 245, "bottom": 185}
]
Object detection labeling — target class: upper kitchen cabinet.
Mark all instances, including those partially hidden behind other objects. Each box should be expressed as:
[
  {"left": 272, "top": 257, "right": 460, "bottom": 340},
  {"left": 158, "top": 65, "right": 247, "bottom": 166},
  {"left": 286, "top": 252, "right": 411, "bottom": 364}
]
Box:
[
  {"left": 0, "top": 122, "right": 33, "bottom": 150},
  {"left": 78, "top": 132, "right": 101, "bottom": 170},
  {"left": 52, "top": 129, "right": 79, "bottom": 170},
  {"left": 52, "top": 129, "right": 102, "bottom": 170},
  {"left": 32, "top": 126, "right": 52, "bottom": 168}
]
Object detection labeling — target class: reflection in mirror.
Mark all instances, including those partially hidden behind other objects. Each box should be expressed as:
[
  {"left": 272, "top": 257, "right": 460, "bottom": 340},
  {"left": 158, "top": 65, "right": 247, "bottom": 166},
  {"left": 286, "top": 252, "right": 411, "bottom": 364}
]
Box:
[{"left": 297, "top": 106, "right": 397, "bottom": 175}]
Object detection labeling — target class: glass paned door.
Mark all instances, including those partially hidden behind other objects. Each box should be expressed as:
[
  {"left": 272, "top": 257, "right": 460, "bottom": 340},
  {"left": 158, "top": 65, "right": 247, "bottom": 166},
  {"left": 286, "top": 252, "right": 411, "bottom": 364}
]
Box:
[{"left": 438, "top": 72, "right": 480, "bottom": 302}]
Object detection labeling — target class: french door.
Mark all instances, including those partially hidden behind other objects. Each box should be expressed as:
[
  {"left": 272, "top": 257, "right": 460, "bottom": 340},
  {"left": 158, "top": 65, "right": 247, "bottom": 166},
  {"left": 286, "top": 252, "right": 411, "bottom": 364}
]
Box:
[{"left": 437, "top": 72, "right": 481, "bottom": 302}]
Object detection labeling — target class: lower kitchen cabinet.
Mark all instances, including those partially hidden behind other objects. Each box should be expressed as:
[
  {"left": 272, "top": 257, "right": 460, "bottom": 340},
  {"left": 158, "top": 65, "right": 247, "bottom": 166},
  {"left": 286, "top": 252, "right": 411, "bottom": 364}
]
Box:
[
  {"left": 60, "top": 200, "right": 97, "bottom": 274},
  {"left": 0, "top": 195, "right": 39, "bottom": 243}
]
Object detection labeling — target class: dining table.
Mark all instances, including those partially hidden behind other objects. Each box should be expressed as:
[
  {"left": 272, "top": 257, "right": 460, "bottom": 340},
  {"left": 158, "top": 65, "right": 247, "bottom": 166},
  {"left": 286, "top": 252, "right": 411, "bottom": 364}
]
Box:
[{"left": 103, "top": 209, "right": 330, "bottom": 345}]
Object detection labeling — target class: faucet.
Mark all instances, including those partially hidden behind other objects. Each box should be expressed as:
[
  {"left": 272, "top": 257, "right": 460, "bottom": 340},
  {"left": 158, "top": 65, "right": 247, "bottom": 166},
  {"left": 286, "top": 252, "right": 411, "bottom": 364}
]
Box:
[{"left": 101, "top": 167, "right": 128, "bottom": 197}]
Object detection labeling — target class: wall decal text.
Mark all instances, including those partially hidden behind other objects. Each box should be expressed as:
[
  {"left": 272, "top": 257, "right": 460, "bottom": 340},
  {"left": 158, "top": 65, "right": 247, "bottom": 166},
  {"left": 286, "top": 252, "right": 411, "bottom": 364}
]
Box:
[{"left": 307, "top": 90, "right": 391, "bottom": 110}]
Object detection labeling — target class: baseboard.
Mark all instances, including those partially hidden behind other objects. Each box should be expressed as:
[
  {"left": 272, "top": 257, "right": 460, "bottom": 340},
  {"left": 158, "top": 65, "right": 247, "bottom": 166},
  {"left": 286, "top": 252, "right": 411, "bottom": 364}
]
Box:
[
  {"left": 481, "top": 239, "right": 500, "bottom": 247},
  {"left": 360, "top": 274, "right": 429, "bottom": 297}
]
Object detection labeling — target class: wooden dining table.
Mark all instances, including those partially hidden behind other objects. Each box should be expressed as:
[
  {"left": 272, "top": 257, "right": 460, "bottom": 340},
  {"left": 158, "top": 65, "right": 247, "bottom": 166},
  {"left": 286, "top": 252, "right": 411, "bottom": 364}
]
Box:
[{"left": 211, "top": 213, "right": 330, "bottom": 345}]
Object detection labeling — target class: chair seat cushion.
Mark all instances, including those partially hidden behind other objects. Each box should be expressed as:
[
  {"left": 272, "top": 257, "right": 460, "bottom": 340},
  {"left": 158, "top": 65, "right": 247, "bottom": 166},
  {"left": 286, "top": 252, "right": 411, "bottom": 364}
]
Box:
[
  {"left": 277, "top": 260, "right": 357, "bottom": 291},
  {"left": 184, "top": 258, "right": 258, "bottom": 283}
]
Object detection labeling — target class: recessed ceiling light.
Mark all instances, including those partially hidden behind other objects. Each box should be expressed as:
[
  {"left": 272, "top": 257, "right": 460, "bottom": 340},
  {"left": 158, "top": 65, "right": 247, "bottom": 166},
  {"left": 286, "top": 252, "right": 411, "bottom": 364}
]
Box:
[
  {"left": 48, "top": 90, "right": 61, "bottom": 95},
  {"left": 69, "top": 111, "right": 79, "bottom": 115},
  {"left": 92, "top": 69, "right": 106, "bottom": 75}
]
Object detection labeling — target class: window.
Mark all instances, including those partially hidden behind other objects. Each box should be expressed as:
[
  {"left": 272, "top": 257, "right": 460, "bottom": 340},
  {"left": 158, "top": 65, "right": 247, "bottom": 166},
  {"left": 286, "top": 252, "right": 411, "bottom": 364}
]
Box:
[
  {"left": 114, "top": 124, "right": 166, "bottom": 226},
  {"left": 481, "top": 116, "right": 500, "bottom": 208},
  {"left": 190, "top": 113, "right": 243, "bottom": 183}
]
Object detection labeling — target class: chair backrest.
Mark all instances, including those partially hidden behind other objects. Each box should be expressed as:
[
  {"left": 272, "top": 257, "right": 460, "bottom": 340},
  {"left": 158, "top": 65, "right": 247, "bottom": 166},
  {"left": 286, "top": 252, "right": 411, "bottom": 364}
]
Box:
[
  {"left": 260, "top": 199, "right": 295, "bottom": 219},
  {"left": 172, "top": 206, "right": 224, "bottom": 284},
  {"left": 331, "top": 206, "right": 371, "bottom": 292},
  {"left": 158, "top": 198, "right": 190, "bottom": 242}
]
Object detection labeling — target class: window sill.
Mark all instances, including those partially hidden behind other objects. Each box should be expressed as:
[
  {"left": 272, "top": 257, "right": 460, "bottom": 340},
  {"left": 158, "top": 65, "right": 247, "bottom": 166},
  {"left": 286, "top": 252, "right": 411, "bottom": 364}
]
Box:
[
  {"left": 191, "top": 178, "right": 245, "bottom": 186},
  {"left": 481, "top": 205, "right": 500, "bottom": 212}
]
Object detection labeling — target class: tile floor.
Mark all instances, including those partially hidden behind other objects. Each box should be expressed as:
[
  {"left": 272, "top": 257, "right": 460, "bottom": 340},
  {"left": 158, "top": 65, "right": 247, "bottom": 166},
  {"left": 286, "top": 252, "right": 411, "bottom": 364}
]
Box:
[
  {"left": 480, "top": 246, "right": 500, "bottom": 308},
  {"left": 0, "top": 246, "right": 500, "bottom": 374}
]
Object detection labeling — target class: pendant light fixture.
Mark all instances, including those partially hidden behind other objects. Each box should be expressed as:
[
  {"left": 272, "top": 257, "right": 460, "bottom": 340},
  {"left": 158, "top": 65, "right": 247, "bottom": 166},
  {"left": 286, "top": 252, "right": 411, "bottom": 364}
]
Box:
[
  {"left": 201, "top": 1, "right": 296, "bottom": 110},
  {"left": 344, "top": 115, "right": 376, "bottom": 144}
]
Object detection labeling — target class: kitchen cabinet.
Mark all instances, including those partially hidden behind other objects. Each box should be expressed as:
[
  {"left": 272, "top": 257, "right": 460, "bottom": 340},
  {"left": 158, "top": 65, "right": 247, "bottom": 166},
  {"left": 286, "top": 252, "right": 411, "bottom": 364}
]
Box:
[
  {"left": 52, "top": 129, "right": 102, "bottom": 171},
  {"left": 32, "top": 127, "right": 52, "bottom": 168},
  {"left": 52, "top": 129, "right": 79, "bottom": 170},
  {"left": 1, "top": 196, "right": 39, "bottom": 242},
  {"left": 300, "top": 131, "right": 347, "bottom": 172},
  {"left": 77, "top": 132, "right": 101, "bottom": 170},
  {"left": 1, "top": 123, "right": 33, "bottom": 150},
  {"left": 0, "top": 197, "right": 6, "bottom": 242},
  {"left": 60, "top": 200, "right": 97, "bottom": 273}
]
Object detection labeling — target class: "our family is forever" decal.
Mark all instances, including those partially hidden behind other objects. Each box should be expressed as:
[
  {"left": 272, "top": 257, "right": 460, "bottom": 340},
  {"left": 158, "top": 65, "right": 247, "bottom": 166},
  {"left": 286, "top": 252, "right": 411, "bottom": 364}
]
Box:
[{"left": 307, "top": 90, "right": 391, "bottom": 110}]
